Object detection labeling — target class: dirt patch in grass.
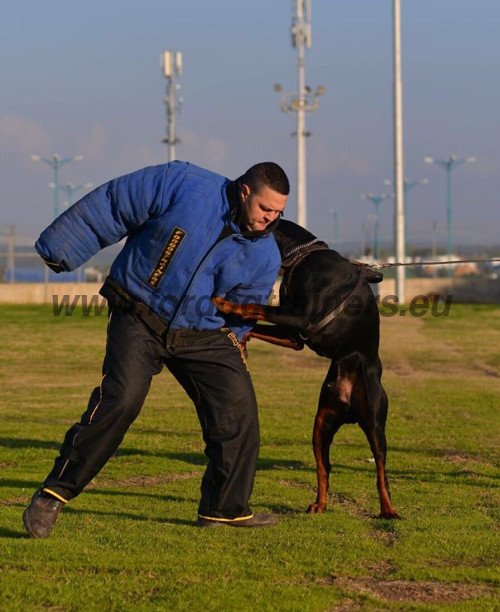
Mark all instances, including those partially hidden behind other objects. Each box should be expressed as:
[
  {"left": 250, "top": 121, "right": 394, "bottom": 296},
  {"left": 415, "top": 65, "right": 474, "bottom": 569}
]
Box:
[
  {"left": 89, "top": 471, "right": 201, "bottom": 489},
  {"left": 361, "top": 559, "right": 398, "bottom": 579},
  {"left": 369, "top": 528, "right": 399, "bottom": 547},
  {"left": 0, "top": 495, "right": 27, "bottom": 506},
  {"left": 439, "top": 449, "right": 488, "bottom": 466},
  {"left": 332, "top": 576, "right": 492, "bottom": 604},
  {"left": 278, "top": 478, "right": 312, "bottom": 490},
  {"left": 329, "top": 492, "right": 373, "bottom": 519}
]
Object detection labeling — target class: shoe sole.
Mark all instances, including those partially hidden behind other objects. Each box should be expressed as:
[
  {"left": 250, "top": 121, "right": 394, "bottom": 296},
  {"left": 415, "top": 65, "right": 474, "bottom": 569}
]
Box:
[
  {"left": 196, "top": 519, "right": 276, "bottom": 528},
  {"left": 196, "top": 520, "right": 225, "bottom": 528},
  {"left": 22, "top": 508, "right": 40, "bottom": 538}
]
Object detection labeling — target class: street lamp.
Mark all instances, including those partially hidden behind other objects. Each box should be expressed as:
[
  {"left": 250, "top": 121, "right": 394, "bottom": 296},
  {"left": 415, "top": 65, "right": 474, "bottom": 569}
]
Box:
[
  {"left": 161, "top": 50, "right": 183, "bottom": 161},
  {"left": 384, "top": 178, "right": 429, "bottom": 255},
  {"left": 274, "top": 0, "right": 325, "bottom": 228},
  {"left": 55, "top": 181, "right": 94, "bottom": 209},
  {"left": 424, "top": 155, "right": 475, "bottom": 270},
  {"left": 361, "top": 193, "right": 390, "bottom": 260},
  {"left": 32, "top": 154, "right": 83, "bottom": 218}
]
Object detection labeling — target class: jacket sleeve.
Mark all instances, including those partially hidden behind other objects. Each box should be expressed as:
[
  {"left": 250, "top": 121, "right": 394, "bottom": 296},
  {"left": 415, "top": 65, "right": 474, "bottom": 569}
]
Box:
[{"left": 35, "top": 163, "right": 185, "bottom": 271}]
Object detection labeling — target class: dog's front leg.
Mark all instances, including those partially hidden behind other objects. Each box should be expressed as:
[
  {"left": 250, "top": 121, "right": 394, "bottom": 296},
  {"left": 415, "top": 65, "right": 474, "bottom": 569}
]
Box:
[{"left": 212, "top": 296, "right": 268, "bottom": 320}]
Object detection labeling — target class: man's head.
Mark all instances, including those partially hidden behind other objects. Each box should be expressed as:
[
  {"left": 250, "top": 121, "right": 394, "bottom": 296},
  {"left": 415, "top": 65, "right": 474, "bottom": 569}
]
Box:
[{"left": 237, "top": 162, "right": 289, "bottom": 232}]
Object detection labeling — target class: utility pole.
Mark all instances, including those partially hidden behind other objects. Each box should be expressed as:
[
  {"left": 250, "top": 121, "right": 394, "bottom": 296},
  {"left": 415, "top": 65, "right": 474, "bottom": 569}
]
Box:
[
  {"left": 162, "top": 50, "right": 183, "bottom": 161},
  {"left": 392, "top": 0, "right": 405, "bottom": 303},
  {"left": 274, "top": 0, "right": 324, "bottom": 228},
  {"left": 384, "top": 177, "right": 429, "bottom": 255},
  {"left": 424, "top": 154, "right": 476, "bottom": 275},
  {"left": 31, "top": 154, "right": 83, "bottom": 218}
]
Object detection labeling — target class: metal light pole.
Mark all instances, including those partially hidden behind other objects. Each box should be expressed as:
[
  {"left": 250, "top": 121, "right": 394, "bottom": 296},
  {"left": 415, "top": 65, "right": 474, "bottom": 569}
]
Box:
[
  {"left": 384, "top": 178, "right": 429, "bottom": 255},
  {"left": 274, "top": 0, "right": 324, "bottom": 228},
  {"left": 424, "top": 154, "right": 476, "bottom": 271},
  {"left": 162, "top": 50, "right": 183, "bottom": 162},
  {"left": 361, "top": 193, "right": 390, "bottom": 260},
  {"left": 56, "top": 181, "right": 94, "bottom": 210},
  {"left": 392, "top": 0, "right": 405, "bottom": 303},
  {"left": 31, "top": 154, "right": 83, "bottom": 218},
  {"left": 360, "top": 220, "right": 367, "bottom": 257}
]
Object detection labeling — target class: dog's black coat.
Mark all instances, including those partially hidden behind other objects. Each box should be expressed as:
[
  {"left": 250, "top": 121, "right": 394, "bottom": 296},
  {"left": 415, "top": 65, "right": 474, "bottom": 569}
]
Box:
[{"left": 216, "top": 219, "right": 399, "bottom": 518}]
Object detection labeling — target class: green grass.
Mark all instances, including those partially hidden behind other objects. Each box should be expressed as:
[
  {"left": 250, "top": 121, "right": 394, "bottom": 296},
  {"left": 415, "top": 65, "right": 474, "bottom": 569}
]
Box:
[{"left": 0, "top": 303, "right": 499, "bottom": 610}]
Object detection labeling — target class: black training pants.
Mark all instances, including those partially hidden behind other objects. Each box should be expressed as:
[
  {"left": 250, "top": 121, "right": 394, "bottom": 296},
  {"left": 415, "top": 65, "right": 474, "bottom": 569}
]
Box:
[{"left": 42, "top": 307, "right": 260, "bottom": 519}]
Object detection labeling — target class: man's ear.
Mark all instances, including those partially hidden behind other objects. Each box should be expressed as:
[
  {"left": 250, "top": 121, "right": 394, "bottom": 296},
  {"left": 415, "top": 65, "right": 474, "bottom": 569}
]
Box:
[{"left": 240, "top": 184, "right": 251, "bottom": 202}]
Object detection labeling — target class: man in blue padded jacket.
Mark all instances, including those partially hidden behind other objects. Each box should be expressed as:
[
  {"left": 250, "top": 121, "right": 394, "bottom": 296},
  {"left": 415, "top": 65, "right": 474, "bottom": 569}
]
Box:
[{"left": 23, "top": 160, "right": 289, "bottom": 537}]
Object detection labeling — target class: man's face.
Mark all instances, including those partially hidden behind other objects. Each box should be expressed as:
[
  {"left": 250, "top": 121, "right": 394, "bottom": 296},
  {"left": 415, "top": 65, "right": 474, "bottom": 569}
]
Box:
[{"left": 239, "top": 184, "right": 287, "bottom": 232}]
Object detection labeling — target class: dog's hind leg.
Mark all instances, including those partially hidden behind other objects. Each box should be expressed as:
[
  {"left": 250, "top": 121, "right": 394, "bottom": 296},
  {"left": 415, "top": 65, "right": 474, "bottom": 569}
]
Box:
[
  {"left": 307, "top": 363, "right": 348, "bottom": 514},
  {"left": 356, "top": 360, "right": 400, "bottom": 519}
]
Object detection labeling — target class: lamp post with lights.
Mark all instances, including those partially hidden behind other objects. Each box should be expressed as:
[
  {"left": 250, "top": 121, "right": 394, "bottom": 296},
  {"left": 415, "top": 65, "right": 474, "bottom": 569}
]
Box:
[
  {"left": 424, "top": 154, "right": 475, "bottom": 269},
  {"left": 361, "top": 193, "right": 390, "bottom": 260},
  {"left": 55, "top": 181, "right": 94, "bottom": 210},
  {"left": 31, "top": 154, "right": 83, "bottom": 219}
]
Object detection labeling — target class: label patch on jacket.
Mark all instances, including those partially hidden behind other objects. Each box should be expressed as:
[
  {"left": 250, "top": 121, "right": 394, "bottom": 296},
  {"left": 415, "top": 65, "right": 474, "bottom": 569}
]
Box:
[{"left": 147, "top": 227, "right": 187, "bottom": 288}]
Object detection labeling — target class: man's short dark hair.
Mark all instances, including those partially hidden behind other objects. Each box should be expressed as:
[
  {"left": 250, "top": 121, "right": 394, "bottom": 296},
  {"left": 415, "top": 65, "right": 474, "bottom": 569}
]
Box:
[{"left": 240, "top": 162, "right": 290, "bottom": 196}]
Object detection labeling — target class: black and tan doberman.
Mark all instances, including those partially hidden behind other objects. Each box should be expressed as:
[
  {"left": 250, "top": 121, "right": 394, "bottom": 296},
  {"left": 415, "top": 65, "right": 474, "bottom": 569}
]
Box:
[{"left": 214, "top": 219, "right": 399, "bottom": 519}]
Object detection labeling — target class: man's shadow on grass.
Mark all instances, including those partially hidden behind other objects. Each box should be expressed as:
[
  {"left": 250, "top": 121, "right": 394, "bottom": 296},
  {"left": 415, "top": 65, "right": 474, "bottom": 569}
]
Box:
[
  {"left": 0, "top": 437, "right": 59, "bottom": 451},
  {"left": 115, "top": 448, "right": 310, "bottom": 472},
  {"left": 1, "top": 437, "right": 495, "bottom": 489}
]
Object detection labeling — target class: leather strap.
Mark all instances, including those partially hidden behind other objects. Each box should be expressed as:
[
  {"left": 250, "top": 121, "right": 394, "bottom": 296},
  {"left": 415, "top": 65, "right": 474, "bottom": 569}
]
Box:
[{"left": 303, "top": 269, "right": 367, "bottom": 337}]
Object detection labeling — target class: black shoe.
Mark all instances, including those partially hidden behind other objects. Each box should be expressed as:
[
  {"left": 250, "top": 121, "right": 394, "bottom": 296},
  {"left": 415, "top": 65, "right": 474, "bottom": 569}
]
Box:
[
  {"left": 196, "top": 513, "right": 277, "bottom": 528},
  {"left": 23, "top": 490, "right": 64, "bottom": 538}
]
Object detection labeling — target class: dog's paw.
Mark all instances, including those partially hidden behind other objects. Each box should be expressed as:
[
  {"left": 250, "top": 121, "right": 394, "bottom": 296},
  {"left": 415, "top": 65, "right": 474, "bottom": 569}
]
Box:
[
  {"left": 306, "top": 503, "right": 326, "bottom": 514},
  {"left": 212, "top": 296, "right": 233, "bottom": 313},
  {"left": 378, "top": 509, "right": 401, "bottom": 520}
]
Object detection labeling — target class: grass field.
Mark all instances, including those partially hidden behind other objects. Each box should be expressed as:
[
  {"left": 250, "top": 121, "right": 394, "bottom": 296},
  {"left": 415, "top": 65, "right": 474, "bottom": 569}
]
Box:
[{"left": 0, "top": 302, "right": 498, "bottom": 611}]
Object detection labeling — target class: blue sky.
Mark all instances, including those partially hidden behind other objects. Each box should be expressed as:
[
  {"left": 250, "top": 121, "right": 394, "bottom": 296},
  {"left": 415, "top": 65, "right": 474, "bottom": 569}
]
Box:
[{"left": 1, "top": 0, "right": 499, "bottom": 250}]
